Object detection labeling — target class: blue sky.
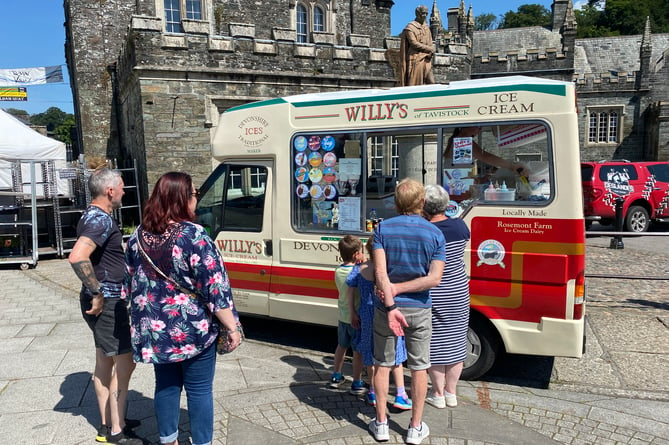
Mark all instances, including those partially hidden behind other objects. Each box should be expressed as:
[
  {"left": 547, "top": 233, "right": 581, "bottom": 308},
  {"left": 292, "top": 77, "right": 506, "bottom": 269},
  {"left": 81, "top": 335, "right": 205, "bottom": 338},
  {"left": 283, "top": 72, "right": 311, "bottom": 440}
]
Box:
[
  {"left": 0, "top": 1, "right": 73, "bottom": 115},
  {"left": 390, "top": 1, "right": 554, "bottom": 35},
  {"left": 1, "top": 0, "right": 559, "bottom": 116}
]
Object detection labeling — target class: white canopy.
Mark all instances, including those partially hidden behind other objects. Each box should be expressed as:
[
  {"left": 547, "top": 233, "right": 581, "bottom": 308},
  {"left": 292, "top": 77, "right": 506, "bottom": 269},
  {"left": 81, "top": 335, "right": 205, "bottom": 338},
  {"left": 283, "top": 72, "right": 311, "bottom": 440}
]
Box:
[{"left": 0, "top": 108, "right": 69, "bottom": 196}]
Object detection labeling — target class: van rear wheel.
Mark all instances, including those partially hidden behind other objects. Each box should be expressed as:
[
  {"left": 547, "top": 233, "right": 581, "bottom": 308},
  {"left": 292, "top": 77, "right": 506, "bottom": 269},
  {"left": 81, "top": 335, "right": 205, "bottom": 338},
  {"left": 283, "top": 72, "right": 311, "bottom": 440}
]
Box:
[
  {"left": 461, "top": 315, "right": 500, "bottom": 380},
  {"left": 625, "top": 205, "right": 650, "bottom": 232}
]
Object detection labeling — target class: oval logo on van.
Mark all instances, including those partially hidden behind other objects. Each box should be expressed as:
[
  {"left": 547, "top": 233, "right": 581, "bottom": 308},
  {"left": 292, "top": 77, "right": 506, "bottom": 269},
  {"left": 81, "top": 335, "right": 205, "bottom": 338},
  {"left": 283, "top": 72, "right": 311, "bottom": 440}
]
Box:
[{"left": 237, "top": 115, "right": 270, "bottom": 150}]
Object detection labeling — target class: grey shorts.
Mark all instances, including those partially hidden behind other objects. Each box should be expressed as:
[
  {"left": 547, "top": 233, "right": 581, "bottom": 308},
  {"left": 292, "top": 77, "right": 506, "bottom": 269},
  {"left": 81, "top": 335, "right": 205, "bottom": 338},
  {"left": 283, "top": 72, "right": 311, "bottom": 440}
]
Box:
[
  {"left": 81, "top": 295, "right": 132, "bottom": 356},
  {"left": 337, "top": 320, "right": 357, "bottom": 349},
  {"left": 373, "top": 306, "right": 432, "bottom": 371}
]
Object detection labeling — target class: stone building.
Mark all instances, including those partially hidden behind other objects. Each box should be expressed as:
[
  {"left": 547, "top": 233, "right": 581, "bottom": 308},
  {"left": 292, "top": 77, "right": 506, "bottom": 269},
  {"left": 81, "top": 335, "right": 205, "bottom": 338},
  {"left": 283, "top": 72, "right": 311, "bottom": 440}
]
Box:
[{"left": 63, "top": 0, "right": 668, "bottom": 198}]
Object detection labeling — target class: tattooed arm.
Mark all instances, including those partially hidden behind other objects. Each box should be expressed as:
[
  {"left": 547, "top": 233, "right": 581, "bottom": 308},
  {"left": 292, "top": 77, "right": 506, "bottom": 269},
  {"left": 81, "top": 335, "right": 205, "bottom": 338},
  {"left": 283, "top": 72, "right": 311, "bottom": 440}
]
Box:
[{"left": 69, "top": 236, "right": 103, "bottom": 316}]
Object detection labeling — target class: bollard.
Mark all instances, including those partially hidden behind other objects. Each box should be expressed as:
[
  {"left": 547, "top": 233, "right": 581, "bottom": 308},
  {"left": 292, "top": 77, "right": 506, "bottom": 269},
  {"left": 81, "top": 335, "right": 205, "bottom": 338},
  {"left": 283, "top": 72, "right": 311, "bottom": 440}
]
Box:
[{"left": 609, "top": 196, "right": 624, "bottom": 249}]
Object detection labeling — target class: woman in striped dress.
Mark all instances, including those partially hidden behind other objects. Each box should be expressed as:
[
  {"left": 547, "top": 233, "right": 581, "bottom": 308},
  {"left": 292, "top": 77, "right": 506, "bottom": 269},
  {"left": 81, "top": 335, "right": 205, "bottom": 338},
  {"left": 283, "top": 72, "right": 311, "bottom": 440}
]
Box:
[{"left": 423, "top": 185, "right": 471, "bottom": 409}]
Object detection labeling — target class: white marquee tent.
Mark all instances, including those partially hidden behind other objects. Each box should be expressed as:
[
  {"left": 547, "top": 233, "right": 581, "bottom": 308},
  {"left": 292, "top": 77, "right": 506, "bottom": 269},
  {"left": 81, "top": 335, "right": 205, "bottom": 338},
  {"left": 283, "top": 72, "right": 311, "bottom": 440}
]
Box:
[{"left": 0, "top": 108, "right": 69, "bottom": 196}]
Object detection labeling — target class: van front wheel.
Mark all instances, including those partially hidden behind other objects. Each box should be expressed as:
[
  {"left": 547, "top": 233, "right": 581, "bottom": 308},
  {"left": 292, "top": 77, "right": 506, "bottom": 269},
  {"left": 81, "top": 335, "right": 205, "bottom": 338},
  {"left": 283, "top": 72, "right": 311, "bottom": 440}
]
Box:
[
  {"left": 461, "top": 315, "right": 500, "bottom": 380},
  {"left": 625, "top": 205, "right": 650, "bottom": 232}
]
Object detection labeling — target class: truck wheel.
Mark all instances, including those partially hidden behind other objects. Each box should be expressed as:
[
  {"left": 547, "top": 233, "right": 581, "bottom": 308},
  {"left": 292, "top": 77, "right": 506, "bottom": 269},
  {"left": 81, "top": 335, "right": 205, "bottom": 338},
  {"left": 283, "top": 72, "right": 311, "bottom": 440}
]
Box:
[
  {"left": 625, "top": 205, "right": 650, "bottom": 232},
  {"left": 461, "top": 315, "right": 500, "bottom": 380}
]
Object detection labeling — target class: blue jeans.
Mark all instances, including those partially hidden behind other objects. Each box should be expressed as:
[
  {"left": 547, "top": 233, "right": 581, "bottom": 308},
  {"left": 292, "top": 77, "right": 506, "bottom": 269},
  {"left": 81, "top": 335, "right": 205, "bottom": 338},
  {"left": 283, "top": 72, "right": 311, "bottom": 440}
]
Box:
[{"left": 153, "top": 343, "right": 216, "bottom": 445}]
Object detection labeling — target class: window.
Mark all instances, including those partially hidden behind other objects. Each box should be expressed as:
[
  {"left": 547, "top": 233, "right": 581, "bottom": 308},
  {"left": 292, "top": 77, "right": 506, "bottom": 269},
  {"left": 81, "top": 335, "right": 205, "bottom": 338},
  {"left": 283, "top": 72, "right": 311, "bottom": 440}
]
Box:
[
  {"left": 163, "top": 0, "right": 203, "bottom": 33},
  {"left": 587, "top": 108, "right": 622, "bottom": 144},
  {"left": 441, "top": 124, "right": 551, "bottom": 207},
  {"left": 291, "top": 122, "right": 553, "bottom": 234},
  {"left": 185, "top": 0, "right": 202, "bottom": 19},
  {"left": 196, "top": 164, "right": 267, "bottom": 235},
  {"left": 647, "top": 164, "right": 669, "bottom": 183},
  {"left": 296, "top": 5, "right": 308, "bottom": 43},
  {"left": 295, "top": 1, "right": 329, "bottom": 43},
  {"left": 597, "top": 165, "right": 638, "bottom": 182},
  {"left": 313, "top": 6, "right": 324, "bottom": 32},
  {"left": 164, "top": 0, "right": 182, "bottom": 33}
]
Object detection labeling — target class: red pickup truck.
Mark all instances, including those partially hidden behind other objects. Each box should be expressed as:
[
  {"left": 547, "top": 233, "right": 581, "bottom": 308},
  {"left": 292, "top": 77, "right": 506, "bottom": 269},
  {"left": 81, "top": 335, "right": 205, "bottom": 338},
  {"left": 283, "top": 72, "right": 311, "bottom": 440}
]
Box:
[{"left": 581, "top": 161, "right": 669, "bottom": 232}]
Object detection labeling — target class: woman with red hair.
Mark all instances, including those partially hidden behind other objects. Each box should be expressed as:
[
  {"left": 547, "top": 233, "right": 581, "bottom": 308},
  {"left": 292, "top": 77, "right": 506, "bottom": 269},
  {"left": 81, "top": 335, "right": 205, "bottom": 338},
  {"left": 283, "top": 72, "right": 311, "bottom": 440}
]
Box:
[{"left": 123, "top": 171, "right": 240, "bottom": 445}]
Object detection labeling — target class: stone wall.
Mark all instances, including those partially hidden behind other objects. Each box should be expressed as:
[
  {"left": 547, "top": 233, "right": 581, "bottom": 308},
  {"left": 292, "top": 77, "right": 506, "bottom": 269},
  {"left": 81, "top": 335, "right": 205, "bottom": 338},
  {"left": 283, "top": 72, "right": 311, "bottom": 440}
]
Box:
[
  {"left": 574, "top": 72, "right": 650, "bottom": 161},
  {"left": 64, "top": 0, "right": 136, "bottom": 160},
  {"left": 116, "top": 15, "right": 470, "bottom": 196}
]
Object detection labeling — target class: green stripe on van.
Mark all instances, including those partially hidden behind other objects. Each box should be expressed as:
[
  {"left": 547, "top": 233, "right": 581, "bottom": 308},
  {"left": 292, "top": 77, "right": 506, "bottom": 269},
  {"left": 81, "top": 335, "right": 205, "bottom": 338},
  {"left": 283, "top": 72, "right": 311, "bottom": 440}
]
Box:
[
  {"left": 225, "top": 98, "right": 287, "bottom": 112},
  {"left": 290, "top": 84, "right": 566, "bottom": 108}
]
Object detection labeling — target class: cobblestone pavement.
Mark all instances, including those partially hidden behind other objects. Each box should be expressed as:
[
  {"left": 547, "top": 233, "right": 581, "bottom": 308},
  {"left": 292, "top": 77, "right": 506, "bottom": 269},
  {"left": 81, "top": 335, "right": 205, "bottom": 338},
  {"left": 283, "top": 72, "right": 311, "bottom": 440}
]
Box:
[{"left": 0, "top": 234, "right": 667, "bottom": 445}]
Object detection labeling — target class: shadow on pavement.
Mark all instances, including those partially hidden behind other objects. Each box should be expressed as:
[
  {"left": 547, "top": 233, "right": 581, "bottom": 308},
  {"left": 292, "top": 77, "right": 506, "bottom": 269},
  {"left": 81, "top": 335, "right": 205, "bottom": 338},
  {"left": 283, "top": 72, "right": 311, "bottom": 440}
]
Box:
[
  {"left": 54, "top": 371, "right": 196, "bottom": 444},
  {"left": 478, "top": 353, "right": 554, "bottom": 389}
]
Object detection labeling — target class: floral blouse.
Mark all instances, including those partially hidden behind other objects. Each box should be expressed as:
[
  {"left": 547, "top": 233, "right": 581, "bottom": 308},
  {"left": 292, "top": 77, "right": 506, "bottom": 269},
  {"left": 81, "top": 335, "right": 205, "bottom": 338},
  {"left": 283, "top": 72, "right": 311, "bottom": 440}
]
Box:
[{"left": 123, "top": 222, "right": 235, "bottom": 364}]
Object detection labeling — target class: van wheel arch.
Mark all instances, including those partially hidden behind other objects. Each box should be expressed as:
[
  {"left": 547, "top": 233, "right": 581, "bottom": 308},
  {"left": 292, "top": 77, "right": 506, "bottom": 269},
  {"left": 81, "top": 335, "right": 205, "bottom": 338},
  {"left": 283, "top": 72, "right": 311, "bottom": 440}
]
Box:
[{"left": 462, "top": 311, "right": 502, "bottom": 380}]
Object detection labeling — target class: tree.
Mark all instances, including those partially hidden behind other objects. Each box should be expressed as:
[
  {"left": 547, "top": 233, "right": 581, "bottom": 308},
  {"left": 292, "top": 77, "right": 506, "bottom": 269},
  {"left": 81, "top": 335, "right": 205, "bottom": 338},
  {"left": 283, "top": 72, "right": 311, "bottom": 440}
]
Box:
[
  {"left": 575, "top": 4, "right": 615, "bottom": 37},
  {"left": 498, "top": 4, "right": 551, "bottom": 29},
  {"left": 475, "top": 13, "right": 498, "bottom": 31},
  {"left": 575, "top": 0, "right": 669, "bottom": 36},
  {"left": 30, "top": 107, "right": 68, "bottom": 131},
  {"left": 3, "top": 108, "right": 29, "bottom": 118},
  {"left": 53, "top": 115, "right": 75, "bottom": 145},
  {"left": 29, "top": 107, "right": 75, "bottom": 145}
]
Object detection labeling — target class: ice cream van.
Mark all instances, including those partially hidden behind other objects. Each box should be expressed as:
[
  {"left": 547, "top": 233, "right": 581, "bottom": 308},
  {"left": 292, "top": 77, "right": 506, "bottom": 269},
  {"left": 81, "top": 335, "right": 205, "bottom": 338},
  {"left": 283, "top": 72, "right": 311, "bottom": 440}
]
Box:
[{"left": 196, "top": 76, "right": 585, "bottom": 379}]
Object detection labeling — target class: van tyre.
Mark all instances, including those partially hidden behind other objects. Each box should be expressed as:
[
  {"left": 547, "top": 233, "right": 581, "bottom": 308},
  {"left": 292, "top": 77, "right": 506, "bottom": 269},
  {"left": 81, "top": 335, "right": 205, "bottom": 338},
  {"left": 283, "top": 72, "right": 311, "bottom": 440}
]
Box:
[
  {"left": 625, "top": 205, "right": 650, "bottom": 232},
  {"left": 462, "top": 315, "right": 500, "bottom": 380}
]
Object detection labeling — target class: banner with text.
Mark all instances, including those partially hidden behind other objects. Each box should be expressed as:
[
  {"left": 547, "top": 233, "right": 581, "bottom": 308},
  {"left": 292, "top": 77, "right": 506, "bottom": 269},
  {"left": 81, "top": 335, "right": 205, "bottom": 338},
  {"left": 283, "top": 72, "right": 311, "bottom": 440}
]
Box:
[
  {"left": 0, "top": 66, "right": 64, "bottom": 87},
  {"left": 0, "top": 87, "right": 27, "bottom": 101}
]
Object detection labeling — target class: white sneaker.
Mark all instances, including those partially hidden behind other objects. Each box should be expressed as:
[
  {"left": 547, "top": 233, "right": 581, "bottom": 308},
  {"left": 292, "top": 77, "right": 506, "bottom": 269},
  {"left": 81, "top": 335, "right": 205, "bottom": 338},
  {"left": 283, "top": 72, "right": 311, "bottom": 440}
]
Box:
[
  {"left": 368, "top": 418, "right": 389, "bottom": 442},
  {"left": 406, "top": 421, "right": 430, "bottom": 445},
  {"left": 425, "top": 393, "right": 446, "bottom": 409},
  {"left": 444, "top": 392, "right": 458, "bottom": 407}
]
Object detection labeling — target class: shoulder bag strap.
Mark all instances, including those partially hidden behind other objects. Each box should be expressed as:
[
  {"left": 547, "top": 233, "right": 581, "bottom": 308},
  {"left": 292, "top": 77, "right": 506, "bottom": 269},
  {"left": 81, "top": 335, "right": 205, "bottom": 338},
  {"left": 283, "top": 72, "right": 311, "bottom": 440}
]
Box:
[{"left": 135, "top": 227, "right": 197, "bottom": 298}]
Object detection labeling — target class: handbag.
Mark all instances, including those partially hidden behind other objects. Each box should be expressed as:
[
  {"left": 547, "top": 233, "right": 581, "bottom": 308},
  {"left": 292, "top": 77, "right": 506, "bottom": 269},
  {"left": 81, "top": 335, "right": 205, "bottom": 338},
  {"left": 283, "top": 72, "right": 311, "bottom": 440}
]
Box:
[{"left": 135, "top": 231, "right": 244, "bottom": 354}]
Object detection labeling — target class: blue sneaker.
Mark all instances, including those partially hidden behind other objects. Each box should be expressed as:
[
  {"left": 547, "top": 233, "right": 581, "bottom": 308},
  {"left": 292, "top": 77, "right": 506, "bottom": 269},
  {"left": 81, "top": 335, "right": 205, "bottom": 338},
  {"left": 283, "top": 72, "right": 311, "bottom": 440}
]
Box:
[
  {"left": 393, "top": 394, "right": 413, "bottom": 410},
  {"left": 366, "top": 392, "right": 377, "bottom": 406},
  {"left": 328, "top": 372, "right": 344, "bottom": 388},
  {"left": 350, "top": 379, "right": 367, "bottom": 395}
]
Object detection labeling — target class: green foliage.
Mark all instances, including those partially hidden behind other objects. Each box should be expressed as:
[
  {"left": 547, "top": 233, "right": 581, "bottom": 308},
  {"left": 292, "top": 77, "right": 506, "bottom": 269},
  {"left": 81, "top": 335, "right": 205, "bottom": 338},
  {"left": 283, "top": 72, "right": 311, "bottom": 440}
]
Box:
[
  {"left": 575, "top": 5, "right": 616, "bottom": 37},
  {"left": 3, "top": 108, "right": 29, "bottom": 117},
  {"left": 29, "top": 106, "right": 75, "bottom": 145},
  {"left": 53, "top": 115, "right": 75, "bottom": 145},
  {"left": 30, "top": 107, "right": 68, "bottom": 130},
  {"left": 494, "top": 1, "right": 668, "bottom": 36},
  {"left": 575, "top": 0, "right": 669, "bottom": 37},
  {"left": 475, "top": 13, "right": 498, "bottom": 31},
  {"left": 499, "top": 4, "right": 551, "bottom": 29},
  {"left": 605, "top": 0, "right": 650, "bottom": 35}
]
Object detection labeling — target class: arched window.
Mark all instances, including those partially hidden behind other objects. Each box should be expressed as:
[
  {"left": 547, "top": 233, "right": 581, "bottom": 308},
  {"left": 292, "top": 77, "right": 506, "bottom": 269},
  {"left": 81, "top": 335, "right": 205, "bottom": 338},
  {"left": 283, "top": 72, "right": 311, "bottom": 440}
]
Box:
[
  {"left": 313, "top": 6, "right": 324, "bottom": 32},
  {"left": 297, "top": 4, "right": 308, "bottom": 43},
  {"left": 296, "top": 2, "right": 329, "bottom": 43}
]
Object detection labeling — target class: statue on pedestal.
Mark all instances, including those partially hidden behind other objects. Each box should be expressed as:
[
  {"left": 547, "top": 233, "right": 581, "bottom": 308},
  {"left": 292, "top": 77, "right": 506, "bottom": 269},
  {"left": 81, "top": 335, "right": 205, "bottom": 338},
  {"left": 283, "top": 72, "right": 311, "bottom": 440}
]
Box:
[{"left": 399, "top": 5, "right": 435, "bottom": 86}]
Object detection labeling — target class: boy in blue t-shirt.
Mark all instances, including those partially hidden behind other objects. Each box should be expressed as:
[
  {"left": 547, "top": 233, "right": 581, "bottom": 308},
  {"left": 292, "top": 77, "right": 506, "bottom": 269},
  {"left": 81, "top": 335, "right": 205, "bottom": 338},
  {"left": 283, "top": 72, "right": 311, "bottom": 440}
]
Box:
[{"left": 329, "top": 235, "right": 365, "bottom": 395}]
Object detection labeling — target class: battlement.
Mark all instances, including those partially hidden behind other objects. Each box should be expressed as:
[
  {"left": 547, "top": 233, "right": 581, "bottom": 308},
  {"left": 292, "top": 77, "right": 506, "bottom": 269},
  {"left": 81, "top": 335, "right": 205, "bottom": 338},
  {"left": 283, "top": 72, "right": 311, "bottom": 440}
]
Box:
[
  {"left": 122, "top": 15, "right": 469, "bottom": 85},
  {"left": 573, "top": 71, "right": 640, "bottom": 90},
  {"left": 474, "top": 48, "right": 568, "bottom": 63}
]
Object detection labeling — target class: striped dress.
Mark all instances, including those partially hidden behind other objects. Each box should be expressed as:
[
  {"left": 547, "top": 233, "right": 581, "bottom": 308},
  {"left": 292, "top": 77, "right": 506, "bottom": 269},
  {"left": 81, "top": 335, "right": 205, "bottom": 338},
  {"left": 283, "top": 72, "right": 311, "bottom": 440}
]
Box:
[{"left": 429, "top": 217, "right": 471, "bottom": 365}]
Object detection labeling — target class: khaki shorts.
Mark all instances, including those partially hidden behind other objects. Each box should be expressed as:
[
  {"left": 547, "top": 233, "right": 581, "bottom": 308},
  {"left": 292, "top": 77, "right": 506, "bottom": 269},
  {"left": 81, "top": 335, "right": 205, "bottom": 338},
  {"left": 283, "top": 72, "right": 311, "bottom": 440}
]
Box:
[{"left": 373, "top": 306, "right": 432, "bottom": 370}]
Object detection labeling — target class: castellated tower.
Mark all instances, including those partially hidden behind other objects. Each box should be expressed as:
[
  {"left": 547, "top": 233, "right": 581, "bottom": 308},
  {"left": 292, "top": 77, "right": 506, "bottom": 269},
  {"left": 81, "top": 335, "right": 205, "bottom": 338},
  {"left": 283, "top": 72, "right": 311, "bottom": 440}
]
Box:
[{"left": 64, "top": 0, "right": 471, "bottom": 197}]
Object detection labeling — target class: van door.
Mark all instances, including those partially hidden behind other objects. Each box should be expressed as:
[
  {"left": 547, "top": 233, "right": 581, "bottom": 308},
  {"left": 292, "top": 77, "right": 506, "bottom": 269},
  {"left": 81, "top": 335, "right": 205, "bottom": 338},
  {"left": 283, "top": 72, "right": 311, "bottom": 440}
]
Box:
[
  {"left": 646, "top": 163, "right": 669, "bottom": 219},
  {"left": 196, "top": 161, "right": 273, "bottom": 316}
]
